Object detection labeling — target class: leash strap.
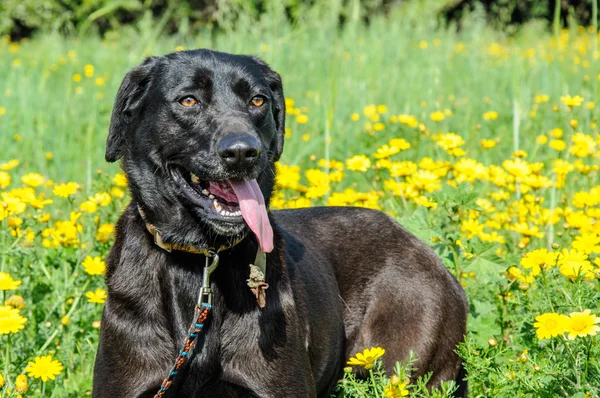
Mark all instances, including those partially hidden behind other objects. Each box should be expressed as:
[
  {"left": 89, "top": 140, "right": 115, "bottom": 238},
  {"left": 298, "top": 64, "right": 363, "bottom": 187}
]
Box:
[
  {"left": 154, "top": 303, "right": 211, "bottom": 398},
  {"left": 154, "top": 254, "right": 219, "bottom": 398}
]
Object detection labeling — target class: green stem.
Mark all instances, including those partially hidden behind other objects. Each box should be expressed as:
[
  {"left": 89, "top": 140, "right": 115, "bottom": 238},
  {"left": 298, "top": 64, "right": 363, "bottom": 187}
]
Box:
[
  {"left": 449, "top": 243, "right": 461, "bottom": 281},
  {"left": 553, "top": 0, "right": 561, "bottom": 39},
  {"left": 594, "top": 0, "right": 598, "bottom": 99},
  {"left": 559, "top": 335, "right": 580, "bottom": 387},
  {"left": 1, "top": 218, "right": 7, "bottom": 273},
  {"left": 369, "top": 369, "right": 380, "bottom": 398},
  {"left": 3, "top": 335, "right": 9, "bottom": 385},
  {"left": 540, "top": 268, "right": 555, "bottom": 312},
  {"left": 38, "top": 330, "right": 60, "bottom": 355},
  {"left": 584, "top": 336, "right": 593, "bottom": 382}
]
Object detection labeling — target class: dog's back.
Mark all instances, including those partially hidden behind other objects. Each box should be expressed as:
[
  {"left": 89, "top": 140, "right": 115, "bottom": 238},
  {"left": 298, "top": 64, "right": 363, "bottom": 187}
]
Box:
[{"left": 273, "top": 206, "right": 468, "bottom": 391}]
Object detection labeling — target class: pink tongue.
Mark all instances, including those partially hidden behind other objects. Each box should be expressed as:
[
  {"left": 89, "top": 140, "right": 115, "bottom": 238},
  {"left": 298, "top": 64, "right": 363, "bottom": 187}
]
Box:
[{"left": 228, "top": 180, "right": 273, "bottom": 253}]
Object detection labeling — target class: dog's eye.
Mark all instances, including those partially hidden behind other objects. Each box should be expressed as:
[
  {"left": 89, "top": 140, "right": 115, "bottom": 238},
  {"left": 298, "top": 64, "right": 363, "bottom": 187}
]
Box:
[
  {"left": 179, "top": 96, "right": 198, "bottom": 107},
  {"left": 250, "top": 96, "right": 265, "bottom": 107}
]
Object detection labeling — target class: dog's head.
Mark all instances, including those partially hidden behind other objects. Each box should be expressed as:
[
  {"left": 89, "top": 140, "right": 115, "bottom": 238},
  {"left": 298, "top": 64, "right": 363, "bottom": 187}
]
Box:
[{"left": 106, "top": 50, "right": 285, "bottom": 252}]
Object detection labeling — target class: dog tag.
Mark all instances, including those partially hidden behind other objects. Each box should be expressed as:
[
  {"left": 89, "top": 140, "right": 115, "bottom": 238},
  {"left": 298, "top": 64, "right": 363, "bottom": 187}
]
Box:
[{"left": 247, "top": 251, "right": 268, "bottom": 308}]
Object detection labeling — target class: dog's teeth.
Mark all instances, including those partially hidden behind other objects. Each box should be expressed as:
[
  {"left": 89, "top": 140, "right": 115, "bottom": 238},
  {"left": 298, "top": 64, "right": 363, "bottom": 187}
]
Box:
[
  {"left": 202, "top": 189, "right": 209, "bottom": 196},
  {"left": 209, "top": 194, "right": 215, "bottom": 199},
  {"left": 214, "top": 200, "right": 221, "bottom": 212},
  {"left": 190, "top": 173, "right": 201, "bottom": 184}
]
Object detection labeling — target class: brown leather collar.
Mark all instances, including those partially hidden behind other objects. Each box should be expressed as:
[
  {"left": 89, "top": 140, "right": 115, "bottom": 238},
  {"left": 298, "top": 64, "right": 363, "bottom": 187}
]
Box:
[{"left": 137, "top": 205, "right": 244, "bottom": 255}]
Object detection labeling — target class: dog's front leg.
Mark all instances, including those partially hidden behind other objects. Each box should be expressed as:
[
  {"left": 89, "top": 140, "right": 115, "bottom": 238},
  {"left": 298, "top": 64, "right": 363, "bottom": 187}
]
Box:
[{"left": 92, "top": 303, "right": 174, "bottom": 397}]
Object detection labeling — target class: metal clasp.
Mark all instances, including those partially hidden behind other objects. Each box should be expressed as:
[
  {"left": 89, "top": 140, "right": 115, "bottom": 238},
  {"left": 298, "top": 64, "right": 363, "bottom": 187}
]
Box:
[{"left": 198, "top": 250, "right": 219, "bottom": 306}]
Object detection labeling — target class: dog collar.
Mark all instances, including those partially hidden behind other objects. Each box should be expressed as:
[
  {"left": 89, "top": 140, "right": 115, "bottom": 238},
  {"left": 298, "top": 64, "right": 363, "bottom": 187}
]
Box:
[
  {"left": 137, "top": 204, "right": 245, "bottom": 255},
  {"left": 137, "top": 204, "right": 269, "bottom": 308}
]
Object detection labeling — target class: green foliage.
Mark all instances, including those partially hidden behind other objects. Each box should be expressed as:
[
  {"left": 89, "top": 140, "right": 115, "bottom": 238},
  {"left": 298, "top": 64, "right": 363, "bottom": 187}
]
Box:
[
  {"left": 0, "top": 0, "right": 399, "bottom": 38},
  {"left": 334, "top": 354, "right": 458, "bottom": 398}
]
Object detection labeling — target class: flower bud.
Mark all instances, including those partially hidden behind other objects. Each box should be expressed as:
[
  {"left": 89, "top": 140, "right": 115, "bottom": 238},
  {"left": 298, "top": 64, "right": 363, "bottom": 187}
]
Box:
[{"left": 15, "top": 374, "right": 27, "bottom": 393}]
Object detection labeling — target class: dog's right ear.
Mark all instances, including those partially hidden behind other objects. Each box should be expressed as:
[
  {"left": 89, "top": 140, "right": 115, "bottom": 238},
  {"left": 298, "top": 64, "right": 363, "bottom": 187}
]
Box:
[{"left": 105, "top": 57, "right": 159, "bottom": 163}]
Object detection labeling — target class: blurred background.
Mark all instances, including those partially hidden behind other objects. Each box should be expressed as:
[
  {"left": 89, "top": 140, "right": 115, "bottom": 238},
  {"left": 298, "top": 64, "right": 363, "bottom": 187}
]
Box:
[{"left": 1, "top": 0, "right": 600, "bottom": 39}]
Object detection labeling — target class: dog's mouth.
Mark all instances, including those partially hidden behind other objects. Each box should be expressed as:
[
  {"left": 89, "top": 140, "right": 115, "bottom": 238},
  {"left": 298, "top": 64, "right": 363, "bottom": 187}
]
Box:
[
  {"left": 170, "top": 165, "right": 274, "bottom": 252},
  {"left": 171, "top": 165, "right": 243, "bottom": 220}
]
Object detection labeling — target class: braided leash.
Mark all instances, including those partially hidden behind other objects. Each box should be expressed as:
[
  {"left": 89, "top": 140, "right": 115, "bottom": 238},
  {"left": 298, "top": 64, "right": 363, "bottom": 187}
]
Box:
[
  {"left": 154, "top": 252, "right": 220, "bottom": 398},
  {"left": 154, "top": 303, "right": 212, "bottom": 397}
]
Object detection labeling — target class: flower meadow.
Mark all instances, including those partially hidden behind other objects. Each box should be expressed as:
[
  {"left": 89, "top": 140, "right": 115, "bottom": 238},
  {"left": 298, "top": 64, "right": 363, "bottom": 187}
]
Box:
[{"left": 3, "top": 4, "right": 600, "bottom": 396}]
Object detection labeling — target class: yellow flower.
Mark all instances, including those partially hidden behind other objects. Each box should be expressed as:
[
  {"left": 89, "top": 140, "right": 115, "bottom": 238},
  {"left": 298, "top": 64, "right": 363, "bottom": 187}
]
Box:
[
  {"left": 565, "top": 310, "right": 600, "bottom": 340},
  {"left": 53, "top": 182, "right": 79, "bottom": 198},
  {"left": 388, "top": 138, "right": 411, "bottom": 151},
  {"left": 570, "top": 133, "right": 596, "bottom": 157},
  {"left": 560, "top": 95, "right": 584, "bottom": 108},
  {"left": 549, "top": 140, "right": 566, "bottom": 151},
  {"left": 558, "top": 249, "right": 594, "bottom": 280},
  {"left": 397, "top": 114, "right": 418, "bottom": 128},
  {"left": 347, "top": 347, "right": 386, "bottom": 369},
  {"left": 0, "top": 372, "right": 4, "bottom": 388},
  {"left": 346, "top": 155, "right": 371, "bottom": 172},
  {"left": 21, "top": 172, "right": 45, "bottom": 187},
  {"left": 15, "top": 374, "right": 27, "bottom": 393},
  {"left": 95, "top": 223, "right": 115, "bottom": 243},
  {"left": 429, "top": 110, "right": 445, "bottom": 122},
  {"left": 113, "top": 173, "right": 128, "bottom": 187},
  {"left": 5, "top": 295, "right": 26, "bottom": 309},
  {"left": 80, "top": 200, "right": 98, "bottom": 213},
  {"left": 72, "top": 73, "right": 82, "bottom": 82},
  {"left": 95, "top": 77, "right": 105, "bottom": 86},
  {"left": 296, "top": 114, "right": 308, "bottom": 124},
  {"left": 91, "top": 192, "right": 112, "bottom": 207},
  {"left": 86, "top": 288, "right": 107, "bottom": 304},
  {"left": 0, "top": 272, "right": 21, "bottom": 290},
  {"left": 483, "top": 111, "right": 498, "bottom": 120},
  {"left": 373, "top": 144, "right": 400, "bottom": 159},
  {"left": 480, "top": 138, "right": 498, "bottom": 149},
  {"left": 0, "top": 171, "right": 10, "bottom": 189},
  {"left": 350, "top": 113, "right": 360, "bottom": 121},
  {"left": 434, "top": 133, "right": 465, "bottom": 156},
  {"left": 534, "top": 94, "right": 550, "bottom": 103},
  {"left": 533, "top": 312, "right": 568, "bottom": 339},
  {"left": 373, "top": 122, "right": 385, "bottom": 131},
  {"left": 82, "top": 256, "right": 106, "bottom": 275},
  {"left": 384, "top": 382, "right": 409, "bottom": 397},
  {"left": 25, "top": 355, "right": 64, "bottom": 382},
  {"left": 84, "top": 64, "right": 94, "bottom": 77},
  {"left": 110, "top": 187, "right": 125, "bottom": 199},
  {"left": 0, "top": 159, "right": 19, "bottom": 171},
  {"left": 572, "top": 233, "right": 600, "bottom": 254},
  {"left": 0, "top": 305, "right": 27, "bottom": 334},
  {"left": 520, "top": 249, "right": 557, "bottom": 275}
]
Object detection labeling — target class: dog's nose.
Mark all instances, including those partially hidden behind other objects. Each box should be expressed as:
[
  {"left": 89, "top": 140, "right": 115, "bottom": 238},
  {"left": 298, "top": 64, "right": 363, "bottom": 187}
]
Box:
[{"left": 218, "top": 133, "right": 261, "bottom": 168}]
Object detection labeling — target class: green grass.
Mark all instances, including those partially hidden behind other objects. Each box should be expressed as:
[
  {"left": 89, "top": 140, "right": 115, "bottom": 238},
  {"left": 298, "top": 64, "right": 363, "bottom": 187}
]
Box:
[
  {"left": 2, "top": 1, "right": 589, "bottom": 181},
  {"left": 2, "top": 0, "right": 600, "bottom": 396}
]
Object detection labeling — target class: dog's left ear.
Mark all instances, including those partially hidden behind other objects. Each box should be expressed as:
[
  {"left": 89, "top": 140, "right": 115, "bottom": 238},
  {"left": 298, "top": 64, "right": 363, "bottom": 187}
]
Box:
[
  {"left": 252, "top": 57, "right": 286, "bottom": 161},
  {"left": 106, "top": 57, "right": 159, "bottom": 162}
]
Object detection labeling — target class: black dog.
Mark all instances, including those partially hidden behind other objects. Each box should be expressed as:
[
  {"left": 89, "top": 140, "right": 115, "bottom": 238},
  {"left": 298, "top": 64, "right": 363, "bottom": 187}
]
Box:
[{"left": 92, "top": 49, "right": 468, "bottom": 397}]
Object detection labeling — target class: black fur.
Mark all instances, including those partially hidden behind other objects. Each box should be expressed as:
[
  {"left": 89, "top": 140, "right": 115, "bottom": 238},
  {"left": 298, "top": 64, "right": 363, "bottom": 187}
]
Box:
[{"left": 93, "top": 49, "right": 468, "bottom": 397}]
